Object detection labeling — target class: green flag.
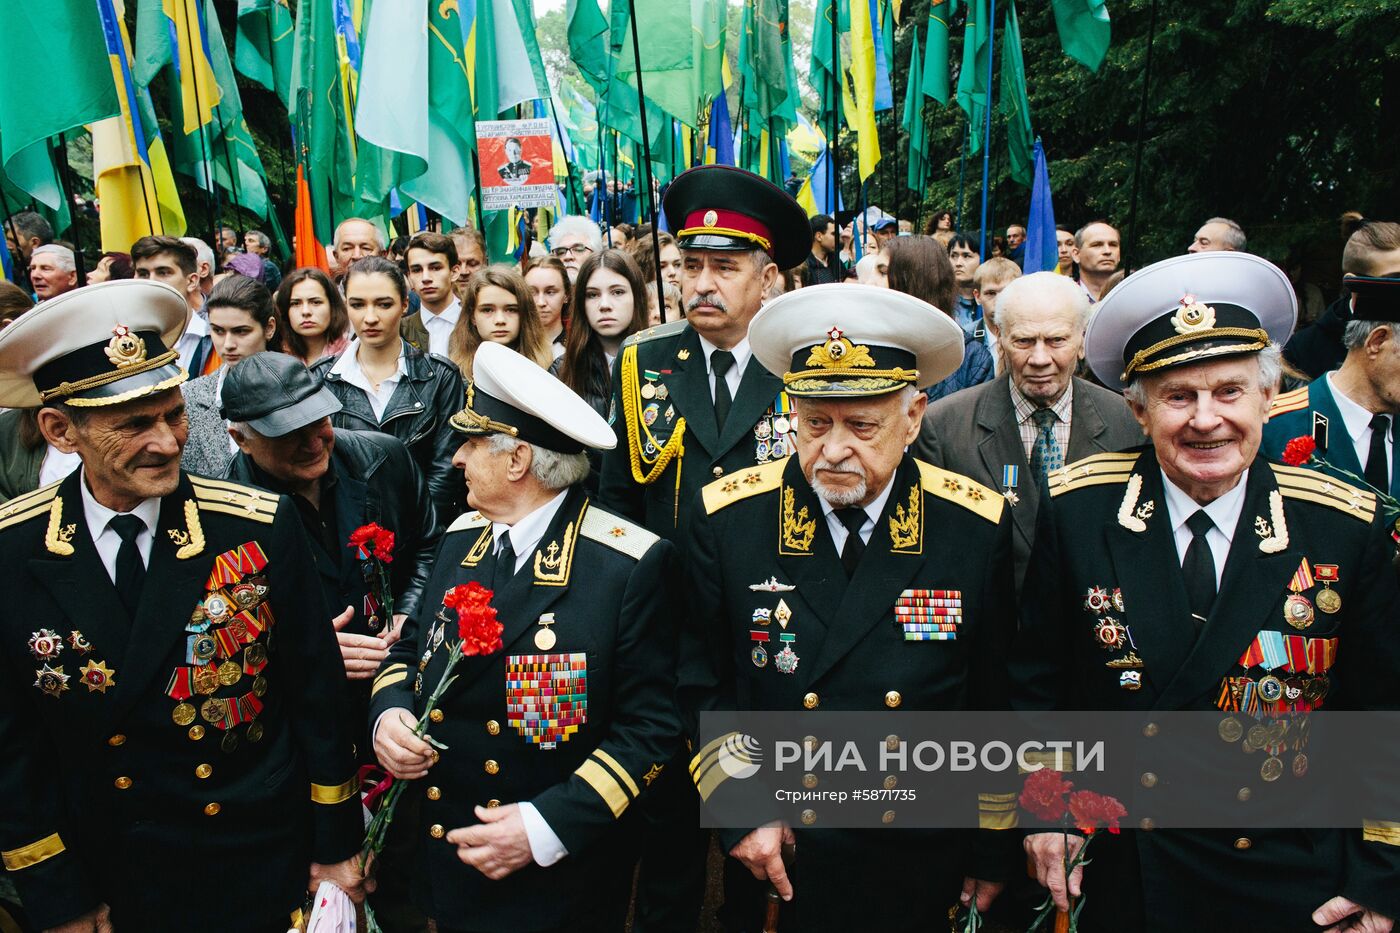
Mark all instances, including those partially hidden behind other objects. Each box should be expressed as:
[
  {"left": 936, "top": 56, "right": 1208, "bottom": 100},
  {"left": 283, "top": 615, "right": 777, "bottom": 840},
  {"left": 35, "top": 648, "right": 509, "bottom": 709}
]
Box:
[
  {"left": 809, "top": 0, "right": 842, "bottom": 133},
  {"left": 567, "top": 0, "right": 611, "bottom": 92},
  {"left": 739, "top": 0, "right": 791, "bottom": 123},
  {"left": 235, "top": 0, "right": 295, "bottom": 108},
  {"left": 611, "top": 0, "right": 704, "bottom": 127},
  {"left": 903, "top": 27, "right": 929, "bottom": 194},
  {"left": 290, "top": 0, "right": 361, "bottom": 241},
  {"left": 1052, "top": 0, "right": 1111, "bottom": 72},
  {"left": 1000, "top": 0, "right": 1034, "bottom": 186},
  {"left": 0, "top": 127, "right": 71, "bottom": 235},
  {"left": 398, "top": 0, "right": 476, "bottom": 225},
  {"left": 921, "top": 0, "right": 955, "bottom": 104},
  {"left": 0, "top": 0, "right": 119, "bottom": 211},
  {"left": 955, "top": 0, "right": 990, "bottom": 154}
]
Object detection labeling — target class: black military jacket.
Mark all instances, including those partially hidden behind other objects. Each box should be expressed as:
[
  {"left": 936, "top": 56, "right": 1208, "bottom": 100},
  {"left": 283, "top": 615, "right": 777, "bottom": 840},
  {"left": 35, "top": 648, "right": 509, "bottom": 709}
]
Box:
[
  {"left": 679, "top": 455, "right": 1019, "bottom": 932},
  {"left": 0, "top": 472, "right": 361, "bottom": 931},
  {"left": 367, "top": 486, "right": 679, "bottom": 930},
  {"left": 1012, "top": 449, "right": 1400, "bottom": 930},
  {"left": 597, "top": 320, "right": 788, "bottom": 544}
]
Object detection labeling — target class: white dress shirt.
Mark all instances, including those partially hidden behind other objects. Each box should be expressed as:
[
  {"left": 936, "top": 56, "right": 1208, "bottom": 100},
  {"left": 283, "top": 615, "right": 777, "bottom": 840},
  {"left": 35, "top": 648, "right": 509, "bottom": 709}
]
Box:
[
  {"left": 420, "top": 298, "right": 461, "bottom": 358},
  {"left": 329, "top": 346, "right": 407, "bottom": 422},
  {"left": 696, "top": 334, "right": 751, "bottom": 402},
  {"left": 39, "top": 446, "right": 82, "bottom": 487},
  {"left": 1161, "top": 468, "right": 1247, "bottom": 589},
  {"left": 488, "top": 491, "right": 570, "bottom": 865},
  {"left": 79, "top": 471, "right": 160, "bottom": 584},
  {"left": 1328, "top": 372, "right": 1393, "bottom": 482},
  {"left": 817, "top": 475, "right": 896, "bottom": 554},
  {"left": 174, "top": 306, "right": 209, "bottom": 373}
]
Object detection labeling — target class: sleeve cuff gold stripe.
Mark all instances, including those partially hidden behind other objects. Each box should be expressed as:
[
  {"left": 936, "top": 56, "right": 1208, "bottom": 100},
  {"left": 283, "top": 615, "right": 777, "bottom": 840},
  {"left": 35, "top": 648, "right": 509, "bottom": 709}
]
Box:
[
  {"left": 311, "top": 777, "right": 359, "bottom": 805},
  {"left": 371, "top": 670, "right": 409, "bottom": 697},
  {"left": 576, "top": 759, "right": 630, "bottom": 817},
  {"left": 979, "top": 811, "right": 1019, "bottom": 830},
  {"left": 695, "top": 759, "right": 730, "bottom": 803},
  {"left": 689, "top": 734, "right": 732, "bottom": 777},
  {"left": 373, "top": 663, "right": 409, "bottom": 685},
  {"left": 2, "top": 833, "right": 65, "bottom": 871},
  {"left": 1363, "top": 820, "right": 1400, "bottom": 846},
  {"left": 591, "top": 748, "right": 640, "bottom": 798},
  {"left": 1018, "top": 751, "right": 1074, "bottom": 774}
]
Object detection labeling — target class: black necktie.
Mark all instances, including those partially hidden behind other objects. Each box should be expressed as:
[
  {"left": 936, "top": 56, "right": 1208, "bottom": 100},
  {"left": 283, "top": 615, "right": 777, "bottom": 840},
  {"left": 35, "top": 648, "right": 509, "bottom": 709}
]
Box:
[
  {"left": 711, "top": 350, "right": 736, "bottom": 433},
  {"left": 491, "top": 531, "right": 516, "bottom": 591},
  {"left": 836, "top": 508, "right": 868, "bottom": 577},
  {"left": 1182, "top": 510, "right": 1216, "bottom": 629},
  {"left": 1364, "top": 414, "right": 1391, "bottom": 490},
  {"left": 109, "top": 514, "right": 147, "bottom": 618}
]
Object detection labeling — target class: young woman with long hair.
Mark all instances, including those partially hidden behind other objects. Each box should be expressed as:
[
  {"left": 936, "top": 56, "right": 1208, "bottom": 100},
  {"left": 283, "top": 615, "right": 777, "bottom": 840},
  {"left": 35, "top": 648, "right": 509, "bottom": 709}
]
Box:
[
  {"left": 314, "top": 256, "right": 466, "bottom": 519},
  {"left": 524, "top": 255, "right": 571, "bottom": 358},
  {"left": 553, "top": 248, "right": 645, "bottom": 417},
  {"left": 448, "top": 266, "right": 553, "bottom": 380},
  {"left": 275, "top": 267, "right": 351, "bottom": 365}
]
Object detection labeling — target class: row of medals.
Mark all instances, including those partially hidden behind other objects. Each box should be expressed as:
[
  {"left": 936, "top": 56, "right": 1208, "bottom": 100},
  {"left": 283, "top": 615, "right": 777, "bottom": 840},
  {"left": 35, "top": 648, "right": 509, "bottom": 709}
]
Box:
[
  {"left": 754, "top": 412, "right": 793, "bottom": 463},
  {"left": 171, "top": 585, "right": 270, "bottom": 753}
]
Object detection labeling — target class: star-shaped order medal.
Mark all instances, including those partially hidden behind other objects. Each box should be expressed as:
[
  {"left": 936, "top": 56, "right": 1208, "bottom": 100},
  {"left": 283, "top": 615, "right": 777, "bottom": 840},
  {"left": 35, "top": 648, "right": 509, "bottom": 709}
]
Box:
[
  {"left": 79, "top": 660, "right": 117, "bottom": 694},
  {"left": 34, "top": 664, "right": 70, "bottom": 698}
]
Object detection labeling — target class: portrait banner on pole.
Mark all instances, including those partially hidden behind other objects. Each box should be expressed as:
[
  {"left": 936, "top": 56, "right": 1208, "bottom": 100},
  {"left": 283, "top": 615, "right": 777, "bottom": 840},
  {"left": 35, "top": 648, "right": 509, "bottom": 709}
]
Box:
[{"left": 477, "top": 118, "right": 556, "bottom": 211}]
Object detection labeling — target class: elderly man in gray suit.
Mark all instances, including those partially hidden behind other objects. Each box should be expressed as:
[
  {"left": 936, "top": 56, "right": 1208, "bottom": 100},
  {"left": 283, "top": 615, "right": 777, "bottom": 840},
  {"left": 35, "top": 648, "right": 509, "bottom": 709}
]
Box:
[{"left": 914, "top": 271, "right": 1142, "bottom": 590}]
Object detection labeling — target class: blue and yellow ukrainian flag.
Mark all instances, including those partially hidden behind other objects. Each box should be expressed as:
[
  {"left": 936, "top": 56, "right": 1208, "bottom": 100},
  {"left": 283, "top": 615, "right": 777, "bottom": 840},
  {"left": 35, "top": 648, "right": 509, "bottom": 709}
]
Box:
[{"left": 165, "top": 0, "right": 222, "bottom": 134}]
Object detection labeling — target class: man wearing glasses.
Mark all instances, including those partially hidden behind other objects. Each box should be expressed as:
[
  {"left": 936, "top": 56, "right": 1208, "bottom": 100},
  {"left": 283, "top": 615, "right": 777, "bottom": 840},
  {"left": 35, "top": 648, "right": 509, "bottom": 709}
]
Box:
[{"left": 546, "top": 216, "right": 603, "bottom": 282}]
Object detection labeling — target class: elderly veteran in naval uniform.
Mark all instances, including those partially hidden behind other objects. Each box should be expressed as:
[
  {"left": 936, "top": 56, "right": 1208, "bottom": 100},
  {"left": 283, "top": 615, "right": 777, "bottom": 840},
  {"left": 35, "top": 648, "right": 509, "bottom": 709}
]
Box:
[
  {"left": 369, "top": 342, "right": 679, "bottom": 933},
  {"left": 1012, "top": 252, "right": 1400, "bottom": 932},
  {"left": 0, "top": 281, "right": 365, "bottom": 933},
  {"left": 680, "top": 284, "right": 1020, "bottom": 933}
]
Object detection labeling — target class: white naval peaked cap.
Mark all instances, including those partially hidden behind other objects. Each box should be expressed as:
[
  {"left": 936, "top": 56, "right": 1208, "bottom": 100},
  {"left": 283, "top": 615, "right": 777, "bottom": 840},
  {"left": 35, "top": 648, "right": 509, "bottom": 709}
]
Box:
[
  {"left": 1085, "top": 251, "right": 1297, "bottom": 391},
  {"left": 0, "top": 279, "right": 190, "bottom": 408},
  {"left": 749, "top": 283, "right": 966, "bottom": 395},
  {"left": 450, "top": 341, "right": 616, "bottom": 452}
]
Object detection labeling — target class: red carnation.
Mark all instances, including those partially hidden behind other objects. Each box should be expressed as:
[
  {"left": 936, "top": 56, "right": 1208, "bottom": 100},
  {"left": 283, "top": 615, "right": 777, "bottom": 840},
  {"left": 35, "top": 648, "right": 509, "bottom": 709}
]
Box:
[
  {"left": 1019, "top": 768, "right": 1074, "bottom": 823},
  {"left": 1068, "top": 790, "right": 1127, "bottom": 835},
  {"left": 443, "top": 581, "right": 503, "bottom": 656},
  {"left": 1281, "top": 436, "right": 1317, "bottom": 467},
  {"left": 349, "top": 522, "right": 395, "bottom": 562}
]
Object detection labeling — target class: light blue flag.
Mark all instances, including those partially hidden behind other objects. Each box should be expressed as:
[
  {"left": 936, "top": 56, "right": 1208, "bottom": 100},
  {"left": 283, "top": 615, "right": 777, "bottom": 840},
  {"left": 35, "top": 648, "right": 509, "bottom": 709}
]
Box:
[{"left": 1022, "top": 138, "right": 1059, "bottom": 274}]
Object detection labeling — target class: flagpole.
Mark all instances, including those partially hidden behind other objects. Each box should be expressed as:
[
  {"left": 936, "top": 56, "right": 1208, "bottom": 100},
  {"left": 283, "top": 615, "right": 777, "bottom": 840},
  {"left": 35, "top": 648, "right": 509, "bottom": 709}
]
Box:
[
  {"left": 182, "top": 2, "right": 219, "bottom": 247},
  {"left": 955, "top": 118, "right": 968, "bottom": 229},
  {"left": 624, "top": 0, "right": 667, "bottom": 310},
  {"left": 977, "top": 0, "right": 997, "bottom": 259},
  {"left": 469, "top": 149, "right": 487, "bottom": 233},
  {"left": 547, "top": 95, "right": 583, "bottom": 214},
  {"left": 51, "top": 137, "right": 88, "bottom": 287},
  {"left": 1125, "top": 0, "right": 1159, "bottom": 273},
  {"left": 829, "top": 0, "right": 841, "bottom": 220}
]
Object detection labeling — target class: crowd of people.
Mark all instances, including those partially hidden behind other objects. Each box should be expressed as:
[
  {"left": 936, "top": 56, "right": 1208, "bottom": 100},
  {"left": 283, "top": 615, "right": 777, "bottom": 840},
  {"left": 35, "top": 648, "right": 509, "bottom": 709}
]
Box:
[{"left": 0, "top": 164, "right": 1397, "bottom": 933}]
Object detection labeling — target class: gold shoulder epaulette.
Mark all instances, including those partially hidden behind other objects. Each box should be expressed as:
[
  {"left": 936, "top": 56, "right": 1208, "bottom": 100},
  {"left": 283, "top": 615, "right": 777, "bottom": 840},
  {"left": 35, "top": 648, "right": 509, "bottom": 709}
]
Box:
[
  {"left": 916, "top": 461, "right": 1004, "bottom": 524},
  {"left": 0, "top": 481, "right": 62, "bottom": 532},
  {"left": 446, "top": 511, "right": 490, "bottom": 533},
  {"left": 1270, "top": 463, "right": 1377, "bottom": 522},
  {"left": 189, "top": 475, "right": 279, "bottom": 525},
  {"left": 702, "top": 459, "right": 786, "bottom": 515},
  {"left": 579, "top": 506, "right": 659, "bottom": 561},
  {"left": 623, "top": 319, "right": 689, "bottom": 348},
  {"left": 1048, "top": 451, "right": 1141, "bottom": 498},
  {"left": 1270, "top": 385, "right": 1311, "bottom": 416}
]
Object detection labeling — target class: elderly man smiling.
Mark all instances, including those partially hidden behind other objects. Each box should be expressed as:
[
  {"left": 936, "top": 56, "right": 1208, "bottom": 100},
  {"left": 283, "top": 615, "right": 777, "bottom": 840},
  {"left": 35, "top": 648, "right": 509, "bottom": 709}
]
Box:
[{"left": 1012, "top": 252, "right": 1400, "bottom": 933}]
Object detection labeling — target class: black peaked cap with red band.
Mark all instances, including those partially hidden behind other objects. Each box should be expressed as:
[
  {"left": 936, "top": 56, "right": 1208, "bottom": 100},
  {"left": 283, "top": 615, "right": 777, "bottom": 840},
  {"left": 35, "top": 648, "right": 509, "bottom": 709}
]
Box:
[{"left": 662, "top": 164, "right": 811, "bottom": 270}]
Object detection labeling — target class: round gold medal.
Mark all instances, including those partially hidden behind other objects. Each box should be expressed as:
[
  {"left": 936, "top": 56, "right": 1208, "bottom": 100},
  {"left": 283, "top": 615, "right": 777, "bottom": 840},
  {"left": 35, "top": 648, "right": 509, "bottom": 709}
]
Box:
[
  {"left": 172, "top": 702, "right": 196, "bottom": 726},
  {"left": 252, "top": 675, "right": 268, "bottom": 697},
  {"left": 1246, "top": 723, "right": 1268, "bottom": 749},
  {"left": 1260, "top": 756, "right": 1284, "bottom": 782},
  {"left": 1283, "top": 594, "right": 1314, "bottom": 630},
  {"left": 221, "top": 730, "right": 239, "bottom": 753},
  {"left": 1316, "top": 587, "right": 1341, "bottom": 614},
  {"left": 200, "top": 697, "right": 227, "bottom": 724},
  {"left": 188, "top": 725, "right": 206, "bottom": 741},
  {"left": 534, "top": 627, "right": 557, "bottom": 651},
  {"left": 1217, "top": 717, "right": 1243, "bottom": 743},
  {"left": 193, "top": 666, "right": 219, "bottom": 695},
  {"left": 247, "top": 721, "right": 265, "bottom": 743},
  {"left": 244, "top": 643, "right": 267, "bottom": 667},
  {"left": 217, "top": 660, "right": 242, "bottom": 686}
]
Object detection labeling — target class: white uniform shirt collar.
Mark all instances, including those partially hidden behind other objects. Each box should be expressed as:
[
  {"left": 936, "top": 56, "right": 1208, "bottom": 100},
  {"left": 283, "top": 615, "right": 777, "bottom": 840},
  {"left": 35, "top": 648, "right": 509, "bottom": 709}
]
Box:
[
  {"left": 1326, "top": 371, "right": 1382, "bottom": 446},
  {"left": 329, "top": 345, "right": 408, "bottom": 421},
  {"left": 696, "top": 334, "right": 752, "bottom": 397},
  {"left": 420, "top": 298, "right": 461, "bottom": 357},
  {"left": 818, "top": 473, "right": 897, "bottom": 551},
  {"left": 491, "top": 490, "right": 569, "bottom": 573},
  {"left": 79, "top": 468, "right": 161, "bottom": 581}
]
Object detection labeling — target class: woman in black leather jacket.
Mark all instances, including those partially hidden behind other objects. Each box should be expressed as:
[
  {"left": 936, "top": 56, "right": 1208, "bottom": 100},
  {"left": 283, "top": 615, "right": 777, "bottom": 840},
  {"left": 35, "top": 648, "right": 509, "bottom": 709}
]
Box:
[{"left": 313, "top": 256, "right": 465, "bottom": 521}]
